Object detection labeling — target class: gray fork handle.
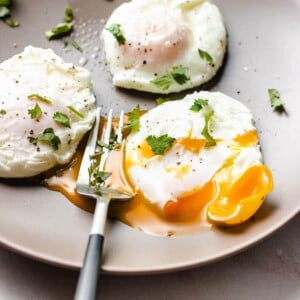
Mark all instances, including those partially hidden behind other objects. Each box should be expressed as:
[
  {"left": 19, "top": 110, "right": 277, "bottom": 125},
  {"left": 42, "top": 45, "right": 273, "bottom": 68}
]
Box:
[
  {"left": 74, "top": 234, "right": 104, "bottom": 300},
  {"left": 74, "top": 197, "right": 109, "bottom": 300}
]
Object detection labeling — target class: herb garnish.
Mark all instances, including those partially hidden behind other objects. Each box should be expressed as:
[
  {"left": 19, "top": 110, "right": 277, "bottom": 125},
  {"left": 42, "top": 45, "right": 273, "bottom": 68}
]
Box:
[
  {"left": 151, "top": 66, "right": 190, "bottom": 91},
  {"left": 198, "top": 49, "right": 214, "bottom": 63},
  {"left": 106, "top": 23, "right": 126, "bottom": 45},
  {"left": 0, "top": 0, "right": 19, "bottom": 27},
  {"left": 28, "top": 94, "right": 52, "bottom": 104},
  {"left": 151, "top": 73, "right": 173, "bottom": 91},
  {"left": 28, "top": 103, "right": 42, "bottom": 120},
  {"left": 69, "top": 38, "right": 83, "bottom": 52},
  {"left": 146, "top": 134, "right": 175, "bottom": 155},
  {"left": 67, "top": 105, "right": 84, "bottom": 119},
  {"left": 45, "top": 22, "right": 73, "bottom": 40},
  {"left": 53, "top": 112, "right": 71, "bottom": 128},
  {"left": 156, "top": 97, "right": 172, "bottom": 105},
  {"left": 97, "top": 128, "right": 120, "bottom": 152},
  {"left": 0, "top": 0, "right": 10, "bottom": 5},
  {"left": 170, "top": 66, "right": 190, "bottom": 85},
  {"left": 0, "top": 6, "right": 9, "bottom": 18},
  {"left": 122, "top": 105, "right": 140, "bottom": 134},
  {"left": 268, "top": 88, "right": 285, "bottom": 112},
  {"left": 201, "top": 107, "right": 216, "bottom": 147},
  {"left": 28, "top": 128, "right": 61, "bottom": 150},
  {"left": 64, "top": 6, "right": 73, "bottom": 23},
  {"left": 0, "top": 109, "right": 6, "bottom": 115},
  {"left": 190, "top": 98, "right": 209, "bottom": 112},
  {"left": 88, "top": 164, "right": 111, "bottom": 193}
]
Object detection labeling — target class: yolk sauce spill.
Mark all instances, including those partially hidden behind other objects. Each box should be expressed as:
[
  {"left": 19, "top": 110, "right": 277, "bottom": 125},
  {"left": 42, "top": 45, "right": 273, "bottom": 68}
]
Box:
[{"left": 45, "top": 121, "right": 271, "bottom": 236}]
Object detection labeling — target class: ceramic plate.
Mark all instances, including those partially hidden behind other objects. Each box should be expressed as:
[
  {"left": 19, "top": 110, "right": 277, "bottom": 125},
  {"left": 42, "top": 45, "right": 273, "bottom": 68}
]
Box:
[{"left": 0, "top": 0, "right": 299, "bottom": 274}]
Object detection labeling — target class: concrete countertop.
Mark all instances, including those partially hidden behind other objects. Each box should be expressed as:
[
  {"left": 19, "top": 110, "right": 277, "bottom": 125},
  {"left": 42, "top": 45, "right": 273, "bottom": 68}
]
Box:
[{"left": 0, "top": 213, "right": 299, "bottom": 300}]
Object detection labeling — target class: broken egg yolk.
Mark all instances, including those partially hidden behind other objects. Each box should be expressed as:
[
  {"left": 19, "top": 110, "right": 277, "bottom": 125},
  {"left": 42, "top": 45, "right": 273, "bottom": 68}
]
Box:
[{"left": 206, "top": 164, "right": 273, "bottom": 225}]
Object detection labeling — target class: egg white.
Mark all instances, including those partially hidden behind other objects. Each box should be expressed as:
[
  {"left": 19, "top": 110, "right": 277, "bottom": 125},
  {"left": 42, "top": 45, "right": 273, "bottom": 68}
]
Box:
[
  {"left": 102, "top": 0, "right": 227, "bottom": 93},
  {"left": 0, "top": 46, "right": 96, "bottom": 178},
  {"left": 125, "top": 91, "right": 262, "bottom": 209}
]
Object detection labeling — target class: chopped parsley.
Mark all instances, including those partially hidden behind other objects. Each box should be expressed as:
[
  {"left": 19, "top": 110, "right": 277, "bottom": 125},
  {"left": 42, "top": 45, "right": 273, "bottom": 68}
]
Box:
[
  {"left": 201, "top": 107, "right": 216, "bottom": 147},
  {"left": 0, "top": 0, "right": 19, "bottom": 27},
  {"left": 0, "top": 6, "right": 9, "bottom": 18},
  {"left": 28, "top": 104, "right": 42, "bottom": 120},
  {"left": 268, "top": 88, "right": 285, "bottom": 112},
  {"left": 198, "top": 49, "right": 214, "bottom": 63},
  {"left": 69, "top": 38, "right": 83, "bottom": 52},
  {"left": 122, "top": 105, "right": 140, "bottom": 134},
  {"left": 151, "top": 73, "right": 173, "bottom": 91},
  {"left": 0, "top": 0, "right": 10, "bottom": 5},
  {"left": 64, "top": 6, "right": 73, "bottom": 23},
  {"left": 0, "top": 109, "right": 6, "bottom": 115},
  {"left": 67, "top": 105, "right": 84, "bottom": 119},
  {"left": 28, "top": 128, "right": 61, "bottom": 150},
  {"left": 97, "top": 128, "right": 120, "bottom": 151},
  {"left": 88, "top": 164, "right": 111, "bottom": 194},
  {"left": 156, "top": 97, "right": 172, "bottom": 105},
  {"left": 106, "top": 23, "right": 126, "bottom": 45},
  {"left": 170, "top": 66, "right": 190, "bottom": 85},
  {"left": 190, "top": 98, "right": 209, "bottom": 112},
  {"left": 151, "top": 66, "right": 190, "bottom": 91},
  {"left": 28, "top": 94, "right": 52, "bottom": 104},
  {"left": 146, "top": 134, "right": 175, "bottom": 155},
  {"left": 45, "top": 22, "right": 73, "bottom": 40},
  {"left": 53, "top": 112, "right": 71, "bottom": 128}
]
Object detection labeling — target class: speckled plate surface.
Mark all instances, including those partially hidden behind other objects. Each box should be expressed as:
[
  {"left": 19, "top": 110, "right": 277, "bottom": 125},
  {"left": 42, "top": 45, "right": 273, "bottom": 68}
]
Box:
[{"left": 0, "top": 0, "right": 300, "bottom": 274}]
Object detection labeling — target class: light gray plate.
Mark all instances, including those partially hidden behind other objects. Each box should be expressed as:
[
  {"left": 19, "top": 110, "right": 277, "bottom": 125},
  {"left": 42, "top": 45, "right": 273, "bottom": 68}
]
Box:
[{"left": 0, "top": 0, "right": 299, "bottom": 274}]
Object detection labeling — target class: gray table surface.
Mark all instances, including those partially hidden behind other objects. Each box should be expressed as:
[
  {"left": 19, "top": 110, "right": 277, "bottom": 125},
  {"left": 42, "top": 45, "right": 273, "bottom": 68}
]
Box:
[{"left": 0, "top": 214, "right": 299, "bottom": 300}]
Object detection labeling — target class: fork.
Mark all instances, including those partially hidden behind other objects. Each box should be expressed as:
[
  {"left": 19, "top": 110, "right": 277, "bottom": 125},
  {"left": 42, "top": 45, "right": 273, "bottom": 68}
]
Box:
[{"left": 74, "top": 108, "right": 133, "bottom": 300}]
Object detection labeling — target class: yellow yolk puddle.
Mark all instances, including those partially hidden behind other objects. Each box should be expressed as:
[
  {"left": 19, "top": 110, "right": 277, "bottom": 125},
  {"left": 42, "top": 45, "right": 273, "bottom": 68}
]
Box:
[{"left": 45, "top": 126, "right": 273, "bottom": 236}]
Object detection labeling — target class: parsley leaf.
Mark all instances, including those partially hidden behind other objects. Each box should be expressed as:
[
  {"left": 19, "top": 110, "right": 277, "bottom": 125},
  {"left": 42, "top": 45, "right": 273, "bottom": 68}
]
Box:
[
  {"left": 28, "top": 94, "right": 52, "bottom": 104},
  {"left": 151, "top": 73, "right": 173, "bottom": 91},
  {"left": 97, "top": 128, "right": 120, "bottom": 151},
  {"left": 0, "top": 0, "right": 10, "bottom": 6},
  {"left": 28, "top": 128, "right": 61, "bottom": 150},
  {"left": 123, "top": 105, "right": 140, "bottom": 134},
  {"left": 88, "top": 163, "right": 111, "bottom": 194},
  {"left": 0, "top": 6, "right": 10, "bottom": 18},
  {"left": 201, "top": 107, "right": 216, "bottom": 147},
  {"left": 156, "top": 97, "right": 172, "bottom": 105},
  {"left": 28, "top": 104, "right": 42, "bottom": 119},
  {"left": 53, "top": 112, "right": 71, "bottom": 128},
  {"left": 64, "top": 6, "right": 73, "bottom": 23},
  {"left": 3, "top": 17, "right": 19, "bottom": 27},
  {"left": 67, "top": 105, "right": 84, "bottom": 119},
  {"left": 106, "top": 23, "right": 126, "bottom": 45},
  {"left": 0, "top": 1, "right": 19, "bottom": 28},
  {"left": 88, "top": 165, "right": 111, "bottom": 185},
  {"left": 69, "top": 38, "right": 83, "bottom": 52},
  {"left": 198, "top": 49, "right": 214, "bottom": 63},
  {"left": 146, "top": 134, "right": 175, "bottom": 155},
  {"left": 0, "top": 109, "right": 6, "bottom": 115},
  {"left": 190, "top": 98, "right": 209, "bottom": 112},
  {"left": 171, "top": 66, "right": 190, "bottom": 85},
  {"left": 45, "top": 22, "right": 73, "bottom": 40},
  {"left": 268, "top": 88, "right": 285, "bottom": 112}
]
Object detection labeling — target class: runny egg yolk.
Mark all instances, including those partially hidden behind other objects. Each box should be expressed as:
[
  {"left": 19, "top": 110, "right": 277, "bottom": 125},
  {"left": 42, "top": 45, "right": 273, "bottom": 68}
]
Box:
[
  {"left": 123, "top": 129, "right": 272, "bottom": 227},
  {"left": 119, "top": 10, "right": 191, "bottom": 67},
  {"left": 45, "top": 121, "right": 273, "bottom": 236}
]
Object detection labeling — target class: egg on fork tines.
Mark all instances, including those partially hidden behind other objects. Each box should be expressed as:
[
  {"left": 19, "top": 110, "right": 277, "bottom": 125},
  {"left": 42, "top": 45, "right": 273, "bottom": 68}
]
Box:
[
  {"left": 123, "top": 91, "right": 273, "bottom": 228},
  {"left": 102, "top": 0, "right": 227, "bottom": 93}
]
